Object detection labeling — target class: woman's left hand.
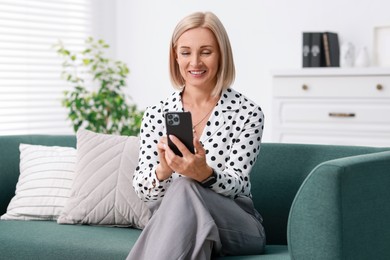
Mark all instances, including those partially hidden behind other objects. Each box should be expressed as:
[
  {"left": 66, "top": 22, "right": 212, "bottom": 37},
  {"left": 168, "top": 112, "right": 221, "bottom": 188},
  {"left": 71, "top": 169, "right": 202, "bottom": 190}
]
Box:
[{"left": 164, "top": 135, "right": 213, "bottom": 182}]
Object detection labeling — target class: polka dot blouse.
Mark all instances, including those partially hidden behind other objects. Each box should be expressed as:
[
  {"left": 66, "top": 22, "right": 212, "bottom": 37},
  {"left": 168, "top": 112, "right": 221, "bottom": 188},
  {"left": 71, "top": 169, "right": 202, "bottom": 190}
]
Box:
[{"left": 133, "top": 88, "right": 264, "bottom": 202}]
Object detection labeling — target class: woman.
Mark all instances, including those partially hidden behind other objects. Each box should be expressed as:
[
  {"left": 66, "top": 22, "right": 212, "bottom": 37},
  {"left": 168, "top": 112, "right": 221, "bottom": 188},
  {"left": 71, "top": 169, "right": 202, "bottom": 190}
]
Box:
[{"left": 128, "top": 11, "right": 265, "bottom": 260}]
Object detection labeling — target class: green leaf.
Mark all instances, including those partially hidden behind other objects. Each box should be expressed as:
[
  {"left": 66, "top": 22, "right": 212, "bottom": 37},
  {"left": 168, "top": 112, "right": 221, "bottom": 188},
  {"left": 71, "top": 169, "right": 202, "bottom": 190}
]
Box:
[{"left": 56, "top": 36, "right": 143, "bottom": 135}]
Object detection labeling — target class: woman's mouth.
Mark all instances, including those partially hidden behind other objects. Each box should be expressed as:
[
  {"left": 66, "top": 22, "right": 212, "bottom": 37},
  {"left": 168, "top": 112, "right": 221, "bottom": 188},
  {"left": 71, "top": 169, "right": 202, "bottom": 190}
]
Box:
[{"left": 189, "top": 70, "right": 206, "bottom": 75}]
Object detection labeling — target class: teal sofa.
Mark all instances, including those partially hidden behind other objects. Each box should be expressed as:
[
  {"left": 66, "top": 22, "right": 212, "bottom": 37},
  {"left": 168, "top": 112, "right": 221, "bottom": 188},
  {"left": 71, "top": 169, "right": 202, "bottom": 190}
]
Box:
[{"left": 1, "top": 135, "right": 390, "bottom": 260}]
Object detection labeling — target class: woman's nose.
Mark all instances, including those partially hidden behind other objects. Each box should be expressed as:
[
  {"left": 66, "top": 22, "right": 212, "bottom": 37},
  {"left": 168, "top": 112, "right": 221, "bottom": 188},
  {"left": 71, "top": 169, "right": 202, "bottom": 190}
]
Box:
[{"left": 190, "top": 54, "right": 201, "bottom": 66}]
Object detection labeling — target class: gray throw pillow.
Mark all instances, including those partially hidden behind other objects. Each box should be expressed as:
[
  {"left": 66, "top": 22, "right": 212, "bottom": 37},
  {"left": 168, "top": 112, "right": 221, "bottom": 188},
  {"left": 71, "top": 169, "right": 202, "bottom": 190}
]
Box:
[{"left": 57, "top": 129, "right": 151, "bottom": 229}]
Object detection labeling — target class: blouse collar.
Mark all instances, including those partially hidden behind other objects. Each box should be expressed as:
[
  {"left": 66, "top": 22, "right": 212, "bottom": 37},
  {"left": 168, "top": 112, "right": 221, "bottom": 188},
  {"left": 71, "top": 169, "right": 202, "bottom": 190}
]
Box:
[{"left": 161, "top": 87, "right": 241, "bottom": 113}]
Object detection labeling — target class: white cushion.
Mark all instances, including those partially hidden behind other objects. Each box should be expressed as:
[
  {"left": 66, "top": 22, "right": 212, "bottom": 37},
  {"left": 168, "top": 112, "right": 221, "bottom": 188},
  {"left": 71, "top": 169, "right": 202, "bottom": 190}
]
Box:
[
  {"left": 1, "top": 144, "right": 76, "bottom": 221},
  {"left": 57, "top": 129, "right": 151, "bottom": 229}
]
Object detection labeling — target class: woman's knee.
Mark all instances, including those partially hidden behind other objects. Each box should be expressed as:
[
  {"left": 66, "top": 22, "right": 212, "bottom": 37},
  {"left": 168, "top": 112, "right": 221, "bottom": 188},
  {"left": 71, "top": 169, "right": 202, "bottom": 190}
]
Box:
[
  {"left": 163, "top": 177, "right": 206, "bottom": 204},
  {"left": 168, "top": 176, "right": 199, "bottom": 193}
]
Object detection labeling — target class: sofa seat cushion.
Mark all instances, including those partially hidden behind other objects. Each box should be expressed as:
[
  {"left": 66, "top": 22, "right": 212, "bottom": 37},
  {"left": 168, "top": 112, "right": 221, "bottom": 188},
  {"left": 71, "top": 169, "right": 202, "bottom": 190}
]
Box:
[
  {"left": 0, "top": 220, "right": 140, "bottom": 260},
  {"left": 0, "top": 220, "right": 289, "bottom": 259}
]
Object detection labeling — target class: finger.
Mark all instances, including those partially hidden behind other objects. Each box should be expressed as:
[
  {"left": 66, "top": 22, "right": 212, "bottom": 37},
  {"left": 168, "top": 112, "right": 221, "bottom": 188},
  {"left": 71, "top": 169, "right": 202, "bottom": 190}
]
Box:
[
  {"left": 157, "top": 136, "right": 168, "bottom": 150},
  {"left": 164, "top": 142, "right": 176, "bottom": 159},
  {"left": 158, "top": 136, "right": 168, "bottom": 146},
  {"left": 157, "top": 142, "right": 164, "bottom": 150},
  {"left": 157, "top": 142, "right": 168, "bottom": 151},
  {"left": 168, "top": 135, "right": 192, "bottom": 157},
  {"left": 164, "top": 148, "right": 183, "bottom": 173},
  {"left": 193, "top": 137, "right": 205, "bottom": 155}
]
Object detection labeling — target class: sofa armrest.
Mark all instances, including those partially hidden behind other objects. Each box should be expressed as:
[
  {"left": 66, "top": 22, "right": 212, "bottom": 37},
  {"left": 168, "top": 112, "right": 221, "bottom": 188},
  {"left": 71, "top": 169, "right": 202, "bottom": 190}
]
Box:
[{"left": 287, "top": 151, "right": 390, "bottom": 260}]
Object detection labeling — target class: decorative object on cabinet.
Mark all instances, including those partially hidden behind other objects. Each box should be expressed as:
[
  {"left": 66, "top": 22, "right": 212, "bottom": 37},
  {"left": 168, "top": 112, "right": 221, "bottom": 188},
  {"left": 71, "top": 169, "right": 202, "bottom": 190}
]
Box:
[
  {"left": 302, "top": 32, "right": 340, "bottom": 68},
  {"left": 373, "top": 26, "right": 390, "bottom": 67},
  {"left": 272, "top": 68, "right": 390, "bottom": 147},
  {"left": 340, "top": 42, "right": 355, "bottom": 67},
  {"left": 354, "top": 46, "right": 370, "bottom": 67}
]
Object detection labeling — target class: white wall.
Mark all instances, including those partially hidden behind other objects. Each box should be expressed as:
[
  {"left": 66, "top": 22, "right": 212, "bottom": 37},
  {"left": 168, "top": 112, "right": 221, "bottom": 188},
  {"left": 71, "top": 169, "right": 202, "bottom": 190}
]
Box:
[{"left": 109, "top": 0, "right": 390, "bottom": 142}]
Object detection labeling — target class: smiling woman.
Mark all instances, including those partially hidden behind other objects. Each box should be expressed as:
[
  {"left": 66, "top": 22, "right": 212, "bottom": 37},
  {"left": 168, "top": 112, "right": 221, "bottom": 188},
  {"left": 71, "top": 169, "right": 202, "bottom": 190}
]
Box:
[
  {"left": 176, "top": 28, "right": 220, "bottom": 94},
  {"left": 169, "top": 12, "right": 235, "bottom": 98},
  {"left": 127, "top": 12, "right": 265, "bottom": 260}
]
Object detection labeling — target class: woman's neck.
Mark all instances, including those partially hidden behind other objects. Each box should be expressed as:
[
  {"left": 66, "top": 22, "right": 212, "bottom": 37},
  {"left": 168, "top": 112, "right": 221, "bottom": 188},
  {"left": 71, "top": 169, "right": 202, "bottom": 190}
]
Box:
[{"left": 181, "top": 86, "right": 218, "bottom": 108}]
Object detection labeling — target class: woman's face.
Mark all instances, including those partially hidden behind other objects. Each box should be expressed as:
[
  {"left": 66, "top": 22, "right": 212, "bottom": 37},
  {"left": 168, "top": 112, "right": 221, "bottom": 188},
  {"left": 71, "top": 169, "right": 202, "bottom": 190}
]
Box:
[{"left": 175, "top": 27, "right": 220, "bottom": 91}]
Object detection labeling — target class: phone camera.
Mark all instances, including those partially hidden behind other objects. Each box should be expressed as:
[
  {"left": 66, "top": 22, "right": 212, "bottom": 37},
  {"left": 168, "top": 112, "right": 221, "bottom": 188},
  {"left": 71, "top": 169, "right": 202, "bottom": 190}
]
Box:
[{"left": 167, "top": 113, "right": 180, "bottom": 126}]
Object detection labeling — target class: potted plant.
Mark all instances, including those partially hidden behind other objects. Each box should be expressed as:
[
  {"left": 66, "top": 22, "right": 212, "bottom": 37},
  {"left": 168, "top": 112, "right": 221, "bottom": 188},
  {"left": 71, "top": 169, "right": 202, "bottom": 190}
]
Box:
[{"left": 55, "top": 37, "right": 143, "bottom": 136}]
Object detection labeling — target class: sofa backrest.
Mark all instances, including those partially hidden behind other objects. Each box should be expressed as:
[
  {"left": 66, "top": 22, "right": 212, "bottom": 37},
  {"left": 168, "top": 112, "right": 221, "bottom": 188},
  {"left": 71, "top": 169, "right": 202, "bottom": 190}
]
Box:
[
  {"left": 1, "top": 135, "right": 389, "bottom": 246},
  {"left": 0, "top": 135, "right": 76, "bottom": 215},
  {"left": 250, "top": 143, "right": 390, "bottom": 245}
]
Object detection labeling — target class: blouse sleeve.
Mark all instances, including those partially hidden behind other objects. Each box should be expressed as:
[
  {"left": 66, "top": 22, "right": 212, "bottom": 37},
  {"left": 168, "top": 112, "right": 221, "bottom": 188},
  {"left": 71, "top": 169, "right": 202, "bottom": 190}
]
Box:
[
  {"left": 209, "top": 105, "right": 264, "bottom": 198},
  {"left": 132, "top": 105, "right": 172, "bottom": 202}
]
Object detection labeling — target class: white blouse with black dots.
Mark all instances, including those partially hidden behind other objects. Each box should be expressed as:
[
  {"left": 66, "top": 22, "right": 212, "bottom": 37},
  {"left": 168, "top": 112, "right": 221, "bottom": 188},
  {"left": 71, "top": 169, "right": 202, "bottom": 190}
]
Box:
[{"left": 133, "top": 88, "right": 264, "bottom": 202}]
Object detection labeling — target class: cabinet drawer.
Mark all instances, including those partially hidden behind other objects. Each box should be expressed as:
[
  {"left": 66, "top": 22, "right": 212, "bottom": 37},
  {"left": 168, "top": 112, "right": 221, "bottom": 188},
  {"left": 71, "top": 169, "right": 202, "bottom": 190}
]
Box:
[
  {"left": 276, "top": 99, "right": 390, "bottom": 130},
  {"left": 273, "top": 76, "right": 390, "bottom": 98}
]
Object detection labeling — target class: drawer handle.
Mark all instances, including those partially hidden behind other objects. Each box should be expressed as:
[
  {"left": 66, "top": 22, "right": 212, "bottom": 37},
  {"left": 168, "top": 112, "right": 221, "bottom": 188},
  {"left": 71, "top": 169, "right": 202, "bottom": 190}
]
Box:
[
  {"left": 302, "top": 84, "right": 309, "bottom": 91},
  {"left": 329, "top": 113, "right": 356, "bottom": 118},
  {"left": 377, "top": 84, "right": 383, "bottom": 91}
]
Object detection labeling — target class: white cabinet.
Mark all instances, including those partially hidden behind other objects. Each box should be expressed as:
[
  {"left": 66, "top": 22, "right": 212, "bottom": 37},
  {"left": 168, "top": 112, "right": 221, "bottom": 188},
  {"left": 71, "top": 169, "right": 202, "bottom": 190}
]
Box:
[{"left": 272, "top": 68, "right": 390, "bottom": 147}]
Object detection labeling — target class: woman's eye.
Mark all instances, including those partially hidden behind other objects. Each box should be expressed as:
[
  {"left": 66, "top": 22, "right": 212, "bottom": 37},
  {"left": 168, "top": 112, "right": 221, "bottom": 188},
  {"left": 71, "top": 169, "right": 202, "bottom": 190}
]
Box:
[
  {"left": 181, "top": 52, "right": 190, "bottom": 56},
  {"left": 201, "top": 51, "right": 211, "bottom": 55}
]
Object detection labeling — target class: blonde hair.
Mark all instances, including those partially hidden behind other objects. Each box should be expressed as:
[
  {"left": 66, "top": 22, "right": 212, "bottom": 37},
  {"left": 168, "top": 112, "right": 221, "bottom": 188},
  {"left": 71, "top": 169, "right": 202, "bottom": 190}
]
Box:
[{"left": 169, "top": 12, "right": 235, "bottom": 96}]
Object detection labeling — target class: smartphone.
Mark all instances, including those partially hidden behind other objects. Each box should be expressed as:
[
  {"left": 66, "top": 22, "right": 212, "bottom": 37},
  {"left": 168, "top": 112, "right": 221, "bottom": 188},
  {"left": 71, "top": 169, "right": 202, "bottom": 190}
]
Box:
[{"left": 165, "top": 111, "right": 195, "bottom": 157}]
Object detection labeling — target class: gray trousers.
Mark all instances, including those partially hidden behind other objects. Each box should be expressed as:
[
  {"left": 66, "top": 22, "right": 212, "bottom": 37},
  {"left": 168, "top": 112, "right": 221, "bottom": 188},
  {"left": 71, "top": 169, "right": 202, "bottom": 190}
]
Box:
[{"left": 127, "top": 177, "right": 265, "bottom": 260}]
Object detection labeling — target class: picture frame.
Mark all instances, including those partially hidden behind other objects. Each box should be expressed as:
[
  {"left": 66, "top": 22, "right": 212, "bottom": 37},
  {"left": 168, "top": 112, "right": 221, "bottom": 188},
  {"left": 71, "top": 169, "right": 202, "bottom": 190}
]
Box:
[{"left": 373, "top": 26, "right": 390, "bottom": 67}]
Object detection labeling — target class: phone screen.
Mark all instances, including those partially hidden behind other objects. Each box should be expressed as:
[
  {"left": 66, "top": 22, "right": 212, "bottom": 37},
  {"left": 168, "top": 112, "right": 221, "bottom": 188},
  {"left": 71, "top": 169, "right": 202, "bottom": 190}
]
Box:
[{"left": 165, "top": 111, "right": 195, "bottom": 156}]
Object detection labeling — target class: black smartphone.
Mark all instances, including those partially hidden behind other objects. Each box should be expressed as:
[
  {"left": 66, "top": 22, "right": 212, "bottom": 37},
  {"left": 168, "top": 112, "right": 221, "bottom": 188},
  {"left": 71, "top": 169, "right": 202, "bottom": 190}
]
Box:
[{"left": 165, "top": 111, "right": 195, "bottom": 157}]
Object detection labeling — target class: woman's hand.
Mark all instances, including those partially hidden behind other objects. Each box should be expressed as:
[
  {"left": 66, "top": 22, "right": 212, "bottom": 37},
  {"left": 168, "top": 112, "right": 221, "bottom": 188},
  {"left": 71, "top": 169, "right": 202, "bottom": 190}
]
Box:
[
  {"left": 156, "top": 136, "right": 174, "bottom": 181},
  {"left": 164, "top": 135, "right": 213, "bottom": 182}
]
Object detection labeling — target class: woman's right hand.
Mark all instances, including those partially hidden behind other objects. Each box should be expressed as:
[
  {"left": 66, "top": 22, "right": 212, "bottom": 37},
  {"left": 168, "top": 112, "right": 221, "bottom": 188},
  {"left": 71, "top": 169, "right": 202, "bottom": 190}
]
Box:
[{"left": 156, "top": 136, "right": 174, "bottom": 181}]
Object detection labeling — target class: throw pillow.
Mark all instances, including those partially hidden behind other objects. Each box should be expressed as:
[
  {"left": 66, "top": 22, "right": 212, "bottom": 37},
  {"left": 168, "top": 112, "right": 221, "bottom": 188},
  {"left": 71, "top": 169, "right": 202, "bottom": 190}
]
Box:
[
  {"left": 1, "top": 144, "right": 76, "bottom": 221},
  {"left": 57, "top": 129, "right": 151, "bottom": 229}
]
